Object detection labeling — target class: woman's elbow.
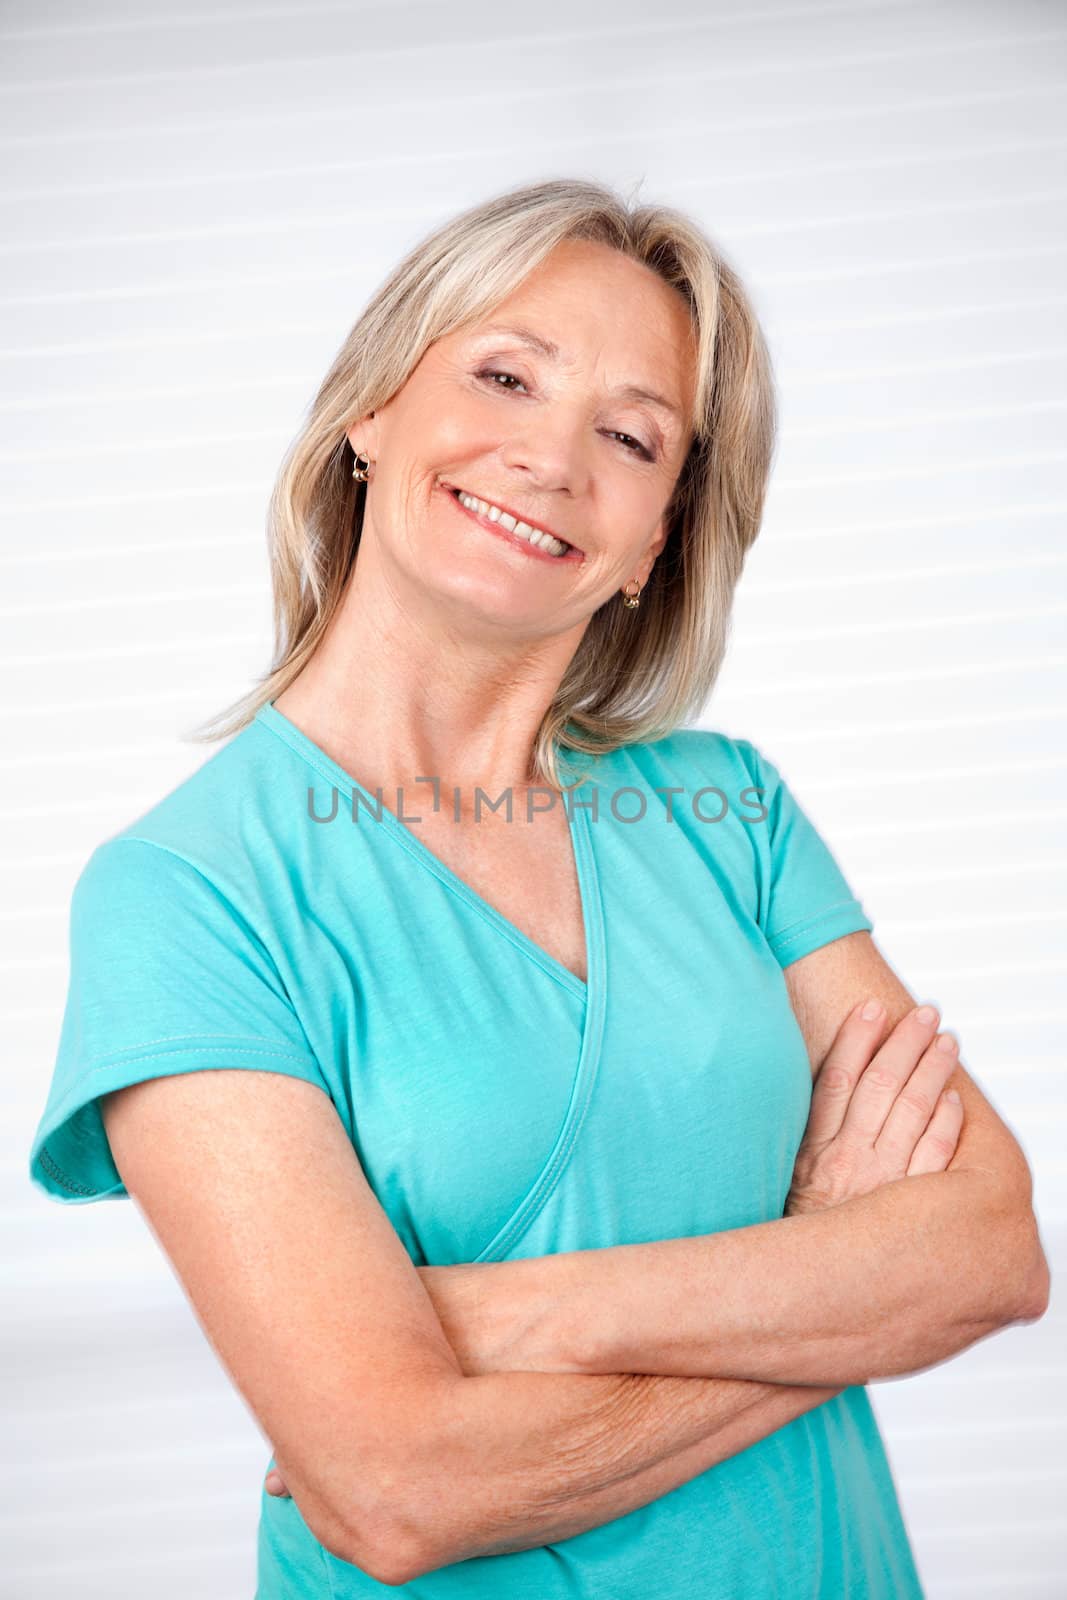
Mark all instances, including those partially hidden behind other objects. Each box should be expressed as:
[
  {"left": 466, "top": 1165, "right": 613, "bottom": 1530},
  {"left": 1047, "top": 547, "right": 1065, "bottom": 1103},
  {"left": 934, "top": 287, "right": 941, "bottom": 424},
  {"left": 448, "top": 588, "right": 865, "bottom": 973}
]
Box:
[
  {"left": 335, "top": 1527, "right": 431, "bottom": 1590},
  {"left": 995, "top": 1176, "right": 1051, "bottom": 1324},
  {"left": 314, "top": 1507, "right": 422, "bottom": 1588},
  {"left": 348, "top": 1488, "right": 462, "bottom": 1588},
  {"left": 987, "top": 1188, "right": 1052, "bottom": 1326},
  {"left": 319, "top": 1475, "right": 442, "bottom": 1586},
  {"left": 325, "top": 1377, "right": 474, "bottom": 1584},
  {"left": 961, "top": 1150, "right": 1050, "bottom": 1325},
  {"left": 1015, "top": 1220, "right": 1051, "bottom": 1324}
]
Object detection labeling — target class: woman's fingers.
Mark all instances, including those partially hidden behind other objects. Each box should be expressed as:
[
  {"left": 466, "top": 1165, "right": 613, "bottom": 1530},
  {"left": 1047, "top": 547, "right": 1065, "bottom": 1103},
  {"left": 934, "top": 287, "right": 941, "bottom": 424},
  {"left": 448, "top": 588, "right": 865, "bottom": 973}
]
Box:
[
  {"left": 787, "top": 997, "right": 965, "bottom": 1215},
  {"left": 837, "top": 1004, "right": 945, "bottom": 1144},
  {"left": 905, "top": 1087, "right": 965, "bottom": 1177},
  {"left": 800, "top": 998, "right": 893, "bottom": 1145},
  {"left": 874, "top": 1029, "right": 960, "bottom": 1170}
]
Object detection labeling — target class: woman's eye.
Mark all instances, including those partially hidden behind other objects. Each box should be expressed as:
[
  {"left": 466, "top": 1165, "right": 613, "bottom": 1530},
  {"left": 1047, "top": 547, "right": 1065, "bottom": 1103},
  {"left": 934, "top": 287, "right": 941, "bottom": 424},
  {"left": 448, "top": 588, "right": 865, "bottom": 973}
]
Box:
[
  {"left": 475, "top": 369, "right": 654, "bottom": 460},
  {"left": 607, "top": 430, "right": 652, "bottom": 458},
  {"left": 477, "top": 368, "right": 527, "bottom": 393}
]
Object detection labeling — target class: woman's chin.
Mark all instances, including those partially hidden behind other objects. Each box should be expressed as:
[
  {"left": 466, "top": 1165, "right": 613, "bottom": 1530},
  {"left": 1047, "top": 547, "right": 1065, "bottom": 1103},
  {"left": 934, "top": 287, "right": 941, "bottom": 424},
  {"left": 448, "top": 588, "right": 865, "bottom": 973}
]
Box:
[{"left": 417, "top": 564, "right": 566, "bottom": 632}]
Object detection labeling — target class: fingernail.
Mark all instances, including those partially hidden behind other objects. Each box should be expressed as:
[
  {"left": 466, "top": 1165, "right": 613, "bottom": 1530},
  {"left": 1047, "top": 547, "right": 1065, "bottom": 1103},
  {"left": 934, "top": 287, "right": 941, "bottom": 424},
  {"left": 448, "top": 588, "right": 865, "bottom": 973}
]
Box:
[
  {"left": 915, "top": 1004, "right": 938, "bottom": 1025},
  {"left": 946, "top": 1089, "right": 961, "bottom": 1104},
  {"left": 861, "top": 998, "right": 884, "bottom": 1021},
  {"left": 936, "top": 1032, "right": 958, "bottom": 1053},
  {"left": 265, "top": 1472, "right": 283, "bottom": 1494}
]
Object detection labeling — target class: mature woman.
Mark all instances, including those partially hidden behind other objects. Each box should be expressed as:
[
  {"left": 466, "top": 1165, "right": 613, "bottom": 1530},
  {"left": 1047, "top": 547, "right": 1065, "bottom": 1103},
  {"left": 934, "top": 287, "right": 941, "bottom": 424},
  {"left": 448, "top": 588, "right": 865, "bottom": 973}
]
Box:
[{"left": 30, "top": 179, "right": 1048, "bottom": 1597}]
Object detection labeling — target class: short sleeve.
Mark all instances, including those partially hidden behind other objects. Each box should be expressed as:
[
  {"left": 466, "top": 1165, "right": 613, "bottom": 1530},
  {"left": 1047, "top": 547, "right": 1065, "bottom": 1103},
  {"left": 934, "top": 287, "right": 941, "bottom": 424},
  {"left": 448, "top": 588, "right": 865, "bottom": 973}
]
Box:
[
  {"left": 733, "top": 737, "right": 873, "bottom": 968},
  {"left": 29, "top": 837, "right": 332, "bottom": 1204}
]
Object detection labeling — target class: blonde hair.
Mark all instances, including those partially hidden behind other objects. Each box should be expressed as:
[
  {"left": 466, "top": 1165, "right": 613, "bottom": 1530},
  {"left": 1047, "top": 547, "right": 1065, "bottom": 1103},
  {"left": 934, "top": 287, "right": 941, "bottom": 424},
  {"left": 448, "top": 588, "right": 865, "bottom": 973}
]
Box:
[{"left": 189, "top": 177, "right": 778, "bottom": 792}]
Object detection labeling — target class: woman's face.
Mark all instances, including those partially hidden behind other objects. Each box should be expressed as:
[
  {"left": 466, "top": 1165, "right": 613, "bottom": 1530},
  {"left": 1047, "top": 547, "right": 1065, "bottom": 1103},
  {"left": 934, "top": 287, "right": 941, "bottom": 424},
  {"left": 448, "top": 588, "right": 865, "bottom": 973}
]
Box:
[{"left": 347, "top": 237, "right": 698, "bottom": 638}]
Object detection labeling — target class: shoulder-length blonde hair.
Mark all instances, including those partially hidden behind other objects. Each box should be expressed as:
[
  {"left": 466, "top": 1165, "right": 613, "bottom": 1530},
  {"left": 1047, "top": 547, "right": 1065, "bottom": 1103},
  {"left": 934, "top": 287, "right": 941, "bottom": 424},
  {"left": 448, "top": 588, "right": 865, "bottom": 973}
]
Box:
[{"left": 190, "top": 177, "right": 777, "bottom": 792}]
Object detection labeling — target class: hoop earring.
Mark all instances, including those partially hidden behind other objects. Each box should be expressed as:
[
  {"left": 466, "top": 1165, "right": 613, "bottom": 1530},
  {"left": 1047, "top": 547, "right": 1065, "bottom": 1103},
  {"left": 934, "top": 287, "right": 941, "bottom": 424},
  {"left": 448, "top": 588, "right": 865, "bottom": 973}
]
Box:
[
  {"left": 352, "top": 453, "right": 374, "bottom": 483},
  {"left": 621, "top": 579, "right": 642, "bottom": 610}
]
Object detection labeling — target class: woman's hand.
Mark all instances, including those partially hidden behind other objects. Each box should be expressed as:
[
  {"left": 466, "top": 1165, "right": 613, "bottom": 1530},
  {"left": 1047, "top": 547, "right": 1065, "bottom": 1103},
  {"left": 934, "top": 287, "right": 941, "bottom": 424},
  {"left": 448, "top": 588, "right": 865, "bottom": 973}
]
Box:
[{"left": 785, "top": 999, "right": 964, "bottom": 1218}]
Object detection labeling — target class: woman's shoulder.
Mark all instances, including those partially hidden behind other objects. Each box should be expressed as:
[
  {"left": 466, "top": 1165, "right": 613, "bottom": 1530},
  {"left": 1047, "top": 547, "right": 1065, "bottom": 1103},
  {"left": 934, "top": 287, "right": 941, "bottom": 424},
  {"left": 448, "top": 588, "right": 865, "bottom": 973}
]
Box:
[
  {"left": 78, "top": 713, "right": 283, "bottom": 908},
  {"left": 601, "top": 723, "right": 763, "bottom": 794}
]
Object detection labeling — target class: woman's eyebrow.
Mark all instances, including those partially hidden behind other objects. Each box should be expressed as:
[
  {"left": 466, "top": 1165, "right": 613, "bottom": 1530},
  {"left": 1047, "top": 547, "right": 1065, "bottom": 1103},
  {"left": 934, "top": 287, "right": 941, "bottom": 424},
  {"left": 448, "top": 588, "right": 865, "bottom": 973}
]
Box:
[{"left": 475, "top": 320, "right": 684, "bottom": 426}]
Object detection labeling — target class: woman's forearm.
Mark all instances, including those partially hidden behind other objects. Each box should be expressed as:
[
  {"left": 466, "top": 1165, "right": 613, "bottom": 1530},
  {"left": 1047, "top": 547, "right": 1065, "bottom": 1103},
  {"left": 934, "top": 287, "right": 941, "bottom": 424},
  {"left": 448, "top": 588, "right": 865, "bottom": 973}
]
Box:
[
  {"left": 433, "top": 1169, "right": 1041, "bottom": 1392},
  {"left": 569, "top": 1170, "right": 1041, "bottom": 1384},
  {"left": 400, "top": 1367, "right": 840, "bottom": 1573}
]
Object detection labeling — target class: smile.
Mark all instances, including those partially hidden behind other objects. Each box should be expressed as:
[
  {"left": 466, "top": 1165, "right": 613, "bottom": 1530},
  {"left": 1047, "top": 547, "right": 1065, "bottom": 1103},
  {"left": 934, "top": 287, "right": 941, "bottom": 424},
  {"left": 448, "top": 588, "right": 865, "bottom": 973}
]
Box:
[{"left": 441, "top": 483, "right": 583, "bottom": 563}]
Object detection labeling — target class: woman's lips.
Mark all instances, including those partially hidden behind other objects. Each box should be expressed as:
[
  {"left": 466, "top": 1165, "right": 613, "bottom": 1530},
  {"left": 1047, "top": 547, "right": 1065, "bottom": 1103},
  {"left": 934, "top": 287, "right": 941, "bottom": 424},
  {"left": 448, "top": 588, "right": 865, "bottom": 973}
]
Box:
[{"left": 441, "top": 483, "right": 584, "bottom": 564}]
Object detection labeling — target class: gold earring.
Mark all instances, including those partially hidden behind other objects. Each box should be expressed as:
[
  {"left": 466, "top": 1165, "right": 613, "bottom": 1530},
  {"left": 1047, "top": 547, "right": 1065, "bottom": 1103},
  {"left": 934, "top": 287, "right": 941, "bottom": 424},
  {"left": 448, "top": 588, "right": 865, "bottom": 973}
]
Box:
[
  {"left": 352, "top": 453, "right": 374, "bottom": 483},
  {"left": 621, "top": 579, "right": 642, "bottom": 610}
]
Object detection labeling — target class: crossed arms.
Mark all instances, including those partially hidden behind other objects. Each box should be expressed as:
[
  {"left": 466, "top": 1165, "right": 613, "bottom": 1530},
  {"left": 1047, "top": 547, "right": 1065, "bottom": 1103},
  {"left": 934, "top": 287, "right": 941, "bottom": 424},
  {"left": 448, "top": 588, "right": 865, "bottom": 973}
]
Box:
[{"left": 101, "top": 930, "right": 1050, "bottom": 1586}]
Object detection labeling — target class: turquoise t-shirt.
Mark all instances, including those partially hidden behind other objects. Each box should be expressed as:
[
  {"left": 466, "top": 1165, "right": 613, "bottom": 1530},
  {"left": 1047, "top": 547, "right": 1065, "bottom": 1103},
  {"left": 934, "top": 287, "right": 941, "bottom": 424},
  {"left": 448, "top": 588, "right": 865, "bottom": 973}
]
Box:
[{"left": 29, "top": 702, "right": 924, "bottom": 1599}]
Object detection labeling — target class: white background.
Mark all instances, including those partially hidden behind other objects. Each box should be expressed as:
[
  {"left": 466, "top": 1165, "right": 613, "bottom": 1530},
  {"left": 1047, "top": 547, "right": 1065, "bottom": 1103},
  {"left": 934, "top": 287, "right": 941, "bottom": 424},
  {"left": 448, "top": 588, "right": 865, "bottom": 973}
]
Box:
[{"left": 3, "top": 1, "right": 1065, "bottom": 1594}]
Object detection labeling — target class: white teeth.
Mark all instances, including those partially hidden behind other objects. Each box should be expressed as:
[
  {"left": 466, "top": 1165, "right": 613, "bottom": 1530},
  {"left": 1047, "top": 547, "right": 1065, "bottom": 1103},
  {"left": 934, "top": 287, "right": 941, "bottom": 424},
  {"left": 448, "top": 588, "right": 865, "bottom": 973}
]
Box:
[{"left": 456, "top": 490, "right": 571, "bottom": 557}]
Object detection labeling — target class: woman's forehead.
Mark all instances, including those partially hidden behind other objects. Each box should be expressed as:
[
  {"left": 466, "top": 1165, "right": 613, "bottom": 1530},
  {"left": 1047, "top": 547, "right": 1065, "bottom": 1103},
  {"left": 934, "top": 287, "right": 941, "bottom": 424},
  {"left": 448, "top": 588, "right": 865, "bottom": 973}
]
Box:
[{"left": 440, "top": 264, "right": 697, "bottom": 423}]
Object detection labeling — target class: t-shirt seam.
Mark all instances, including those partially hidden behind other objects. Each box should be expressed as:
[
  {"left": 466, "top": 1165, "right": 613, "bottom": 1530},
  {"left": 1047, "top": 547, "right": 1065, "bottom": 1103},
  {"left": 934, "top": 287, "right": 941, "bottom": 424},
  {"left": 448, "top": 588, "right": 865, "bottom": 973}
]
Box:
[
  {"left": 253, "top": 704, "right": 352, "bottom": 793},
  {"left": 716, "top": 735, "right": 772, "bottom": 929},
  {"left": 723, "top": 737, "right": 870, "bottom": 952},
  {"left": 769, "top": 898, "right": 869, "bottom": 952},
  {"left": 92, "top": 836, "right": 274, "bottom": 942},
  {"left": 41, "top": 1043, "right": 324, "bottom": 1133},
  {"left": 82, "top": 834, "right": 325, "bottom": 1070},
  {"left": 37, "top": 1145, "right": 99, "bottom": 1198},
  {"left": 75, "top": 1032, "right": 317, "bottom": 1070}
]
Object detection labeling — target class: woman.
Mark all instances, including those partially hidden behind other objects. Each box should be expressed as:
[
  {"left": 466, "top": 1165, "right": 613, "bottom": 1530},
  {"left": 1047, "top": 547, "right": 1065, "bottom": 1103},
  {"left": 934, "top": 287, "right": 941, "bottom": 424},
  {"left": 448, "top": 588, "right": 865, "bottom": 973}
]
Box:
[{"left": 29, "top": 178, "right": 1048, "bottom": 1596}]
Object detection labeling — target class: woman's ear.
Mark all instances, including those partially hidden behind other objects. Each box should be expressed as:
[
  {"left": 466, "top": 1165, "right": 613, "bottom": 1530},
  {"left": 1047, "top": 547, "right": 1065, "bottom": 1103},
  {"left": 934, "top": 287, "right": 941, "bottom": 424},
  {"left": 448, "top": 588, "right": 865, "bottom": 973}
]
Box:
[
  {"left": 640, "top": 515, "right": 671, "bottom": 578},
  {"left": 344, "top": 411, "right": 381, "bottom": 460}
]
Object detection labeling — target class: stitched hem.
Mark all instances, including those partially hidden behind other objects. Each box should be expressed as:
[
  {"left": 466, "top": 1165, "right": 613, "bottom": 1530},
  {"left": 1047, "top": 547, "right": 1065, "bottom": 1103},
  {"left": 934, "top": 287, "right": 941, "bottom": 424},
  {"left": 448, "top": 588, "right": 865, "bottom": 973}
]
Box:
[
  {"left": 31, "top": 1046, "right": 330, "bottom": 1202},
  {"left": 40, "top": 1039, "right": 325, "bottom": 1134},
  {"left": 767, "top": 900, "right": 873, "bottom": 964}
]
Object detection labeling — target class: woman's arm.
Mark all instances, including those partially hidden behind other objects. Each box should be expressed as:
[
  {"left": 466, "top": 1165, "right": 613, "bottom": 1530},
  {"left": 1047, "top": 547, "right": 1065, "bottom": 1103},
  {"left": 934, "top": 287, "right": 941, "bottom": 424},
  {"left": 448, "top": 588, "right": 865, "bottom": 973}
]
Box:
[
  {"left": 448, "top": 1157, "right": 1039, "bottom": 1389},
  {"left": 264, "top": 1016, "right": 968, "bottom": 1567},
  {"left": 104, "top": 1066, "right": 855, "bottom": 1587},
  {"left": 419, "top": 937, "right": 1050, "bottom": 1391},
  {"left": 394, "top": 1369, "right": 844, "bottom": 1567},
  {"left": 264, "top": 1364, "right": 853, "bottom": 1567}
]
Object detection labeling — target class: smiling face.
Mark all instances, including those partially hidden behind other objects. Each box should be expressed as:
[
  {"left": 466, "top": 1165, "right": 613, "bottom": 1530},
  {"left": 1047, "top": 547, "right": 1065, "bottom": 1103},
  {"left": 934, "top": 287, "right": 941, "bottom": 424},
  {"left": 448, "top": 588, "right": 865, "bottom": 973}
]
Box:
[{"left": 346, "top": 237, "right": 698, "bottom": 637}]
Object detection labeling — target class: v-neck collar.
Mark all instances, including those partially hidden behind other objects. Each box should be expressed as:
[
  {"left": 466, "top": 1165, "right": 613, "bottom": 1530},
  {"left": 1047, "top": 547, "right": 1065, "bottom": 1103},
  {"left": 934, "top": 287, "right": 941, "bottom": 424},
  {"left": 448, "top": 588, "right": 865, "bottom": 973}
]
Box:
[{"left": 253, "top": 699, "right": 605, "bottom": 1005}]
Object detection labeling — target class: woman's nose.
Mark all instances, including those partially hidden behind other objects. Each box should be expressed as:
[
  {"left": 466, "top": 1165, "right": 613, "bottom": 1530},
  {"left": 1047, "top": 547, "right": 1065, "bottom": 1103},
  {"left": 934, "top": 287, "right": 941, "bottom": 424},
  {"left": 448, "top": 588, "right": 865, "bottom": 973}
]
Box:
[{"left": 499, "top": 420, "right": 591, "bottom": 496}]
